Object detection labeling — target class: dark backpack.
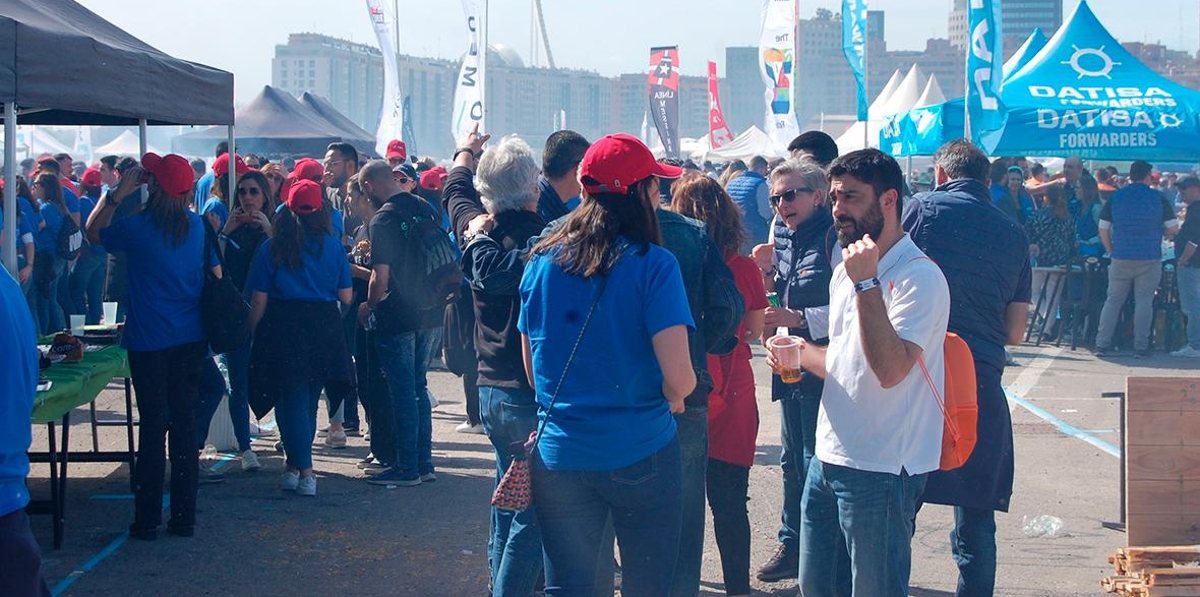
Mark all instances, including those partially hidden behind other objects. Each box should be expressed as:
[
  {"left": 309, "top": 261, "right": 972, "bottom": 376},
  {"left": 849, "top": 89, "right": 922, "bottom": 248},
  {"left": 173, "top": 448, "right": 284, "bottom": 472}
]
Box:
[
  {"left": 377, "top": 196, "right": 461, "bottom": 313},
  {"left": 56, "top": 209, "right": 84, "bottom": 261}
]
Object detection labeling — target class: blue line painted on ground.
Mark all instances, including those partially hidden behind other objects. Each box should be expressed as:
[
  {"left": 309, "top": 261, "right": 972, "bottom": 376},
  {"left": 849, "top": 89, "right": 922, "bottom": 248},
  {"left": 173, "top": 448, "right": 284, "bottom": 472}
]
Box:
[
  {"left": 51, "top": 496, "right": 167, "bottom": 597},
  {"left": 1005, "top": 387, "right": 1121, "bottom": 458}
]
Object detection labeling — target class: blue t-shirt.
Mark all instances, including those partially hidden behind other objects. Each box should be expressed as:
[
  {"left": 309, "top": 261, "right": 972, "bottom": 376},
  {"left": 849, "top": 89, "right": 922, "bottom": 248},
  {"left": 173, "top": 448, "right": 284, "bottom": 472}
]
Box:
[
  {"left": 194, "top": 171, "right": 214, "bottom": 208},
  {"left": 0, "top": 269, "right": 38, "bottom": 517},
  {"left": 62, "top": 185, "right": 80, "bottom": 215},
  {"left": 246, "top": 234, "right": 351, "bottom": 302},
  {"left": 37, "top": 201, "right": 66, "bottom": 251},
  {"left": 79, "top": 196, "right": 107, "bottom": 256},
  {"left": 518, "top": 241, "right": 694, "bottom": 471},
  {"left": 201, "top": 197, "right": 229, "bottom": 231},
  {"left": 275, "top": 202, "right": 345, "bottom": 239},
  {"left": 101, "top": 211, "right": 215, "bottom": 351}
]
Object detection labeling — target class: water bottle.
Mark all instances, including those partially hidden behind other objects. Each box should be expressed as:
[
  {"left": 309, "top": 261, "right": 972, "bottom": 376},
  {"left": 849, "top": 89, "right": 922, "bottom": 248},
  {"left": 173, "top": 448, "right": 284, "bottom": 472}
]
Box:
[{"left": 1022, "top": 514, "right": 1064, "bottom": 538}]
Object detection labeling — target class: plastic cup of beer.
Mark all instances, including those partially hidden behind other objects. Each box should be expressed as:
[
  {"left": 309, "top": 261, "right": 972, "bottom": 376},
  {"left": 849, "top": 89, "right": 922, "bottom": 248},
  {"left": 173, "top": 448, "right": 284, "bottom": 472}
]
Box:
[
  {"left": 103, "top": 302, "right": 118, "bottom": 324},
  {"left": 767, "top": 335, "right": 804, "bottom": 383}
]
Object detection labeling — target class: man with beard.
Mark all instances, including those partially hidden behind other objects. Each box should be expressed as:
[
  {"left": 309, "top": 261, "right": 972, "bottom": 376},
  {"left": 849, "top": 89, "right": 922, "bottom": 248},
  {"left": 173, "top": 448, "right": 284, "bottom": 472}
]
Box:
[
  {"left": 782, "top": 148, "right": 949, "bottom": 597},
  {"left": 902, "top": 139, "right": 1031, "bottom": 597}
]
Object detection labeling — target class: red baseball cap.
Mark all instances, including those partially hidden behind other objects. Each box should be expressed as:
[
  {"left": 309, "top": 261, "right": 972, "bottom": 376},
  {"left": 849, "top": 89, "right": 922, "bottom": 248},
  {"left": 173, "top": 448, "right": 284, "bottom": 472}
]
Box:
[
  {"left": 387, "top": 139, "right": 407, "bottom": 161},
  {"left": 81, "top": 168, "right": 102, "bottom": 187},
  {"left": 212, "top": 153, "right": 249, "bottom": 177},
  {"left": 286, "top": 179, "right": 324, "bottom": 215},
  {"left": 419, "top": 166, "right": 448, "bottom": 192},
  {"left": 293, "top": 158, "right": 324, "bottom": 182},
  {"left": 141, "top": 152, "right": 195, "bottom": 197},
  {"left": 579, "top": 133, "right": 682, "bottom": 195}
]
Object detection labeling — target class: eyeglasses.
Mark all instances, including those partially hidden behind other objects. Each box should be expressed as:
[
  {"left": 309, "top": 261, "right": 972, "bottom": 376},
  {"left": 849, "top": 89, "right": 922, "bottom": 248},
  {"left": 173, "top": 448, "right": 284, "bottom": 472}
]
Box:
[
  {"left": 237, "top": 187, "right": 262, "bottom": 196},
  {"left": 769, "top": 187, "right": 815, "bottom": 204}
]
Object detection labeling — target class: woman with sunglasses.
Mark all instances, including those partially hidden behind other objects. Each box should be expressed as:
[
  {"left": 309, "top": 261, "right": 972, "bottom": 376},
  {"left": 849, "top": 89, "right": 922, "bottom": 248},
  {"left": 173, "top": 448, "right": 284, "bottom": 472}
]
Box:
[{"left": 260, "top": 163, "right": 286, "bottom": 208}]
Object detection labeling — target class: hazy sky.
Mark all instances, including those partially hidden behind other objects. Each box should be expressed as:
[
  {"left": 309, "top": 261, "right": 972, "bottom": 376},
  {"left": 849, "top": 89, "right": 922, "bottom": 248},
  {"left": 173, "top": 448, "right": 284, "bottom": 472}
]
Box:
[{"left": 76, "top": 0, "right": 1199, "bottom": 103}]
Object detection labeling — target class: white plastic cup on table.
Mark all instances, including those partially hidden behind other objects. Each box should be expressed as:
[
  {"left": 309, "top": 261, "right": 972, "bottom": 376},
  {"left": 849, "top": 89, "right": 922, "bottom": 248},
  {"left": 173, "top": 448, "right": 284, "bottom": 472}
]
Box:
[
  {"left": 70, "top": 314, "right": 86, "bottom": 336},
  {"left": 103, "top": 302, "right": 118, "bottom": 324},
  {"left": 767, "top": 335, "right": 804, "bottom": 384}
]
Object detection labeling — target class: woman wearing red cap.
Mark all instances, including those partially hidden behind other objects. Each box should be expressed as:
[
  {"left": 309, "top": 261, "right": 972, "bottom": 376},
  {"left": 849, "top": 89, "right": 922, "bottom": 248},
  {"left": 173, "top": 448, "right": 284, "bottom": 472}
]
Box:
[
  {"left": 85, "top": 152, "right": 220, "bottom": 540},
  {"left": 246, "top": 179, "right": 353, "bottom": 497},
  {"left": 518, "top": 133, "right": 696, "bottom": 595},
  {"left": 70, "top": 169, "right": 108, "bottom": 324}
]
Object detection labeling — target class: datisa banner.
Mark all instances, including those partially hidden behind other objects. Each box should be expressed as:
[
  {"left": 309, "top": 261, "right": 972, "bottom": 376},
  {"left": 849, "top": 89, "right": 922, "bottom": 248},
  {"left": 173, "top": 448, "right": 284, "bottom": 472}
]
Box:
[
  {"left": 842, "top": 0, "right": 869, "bottom": 122},
  {"left": 366, "top": 0, "right": 403, "bottom": 157},
  {"left": 648, "top": 46, "right": 681, "bottom": 158},
  {"left": 452, "top": 0, "right": 487, "bottom": 142},
  {"left": 708, "top": 61, "right": 734, "bottom": 149},
  {"left": 759, "top": 0, "right": 799, "bottom": 152},
  {"left": 967, "top": 0, "right": 1005, "bottom": 139}
]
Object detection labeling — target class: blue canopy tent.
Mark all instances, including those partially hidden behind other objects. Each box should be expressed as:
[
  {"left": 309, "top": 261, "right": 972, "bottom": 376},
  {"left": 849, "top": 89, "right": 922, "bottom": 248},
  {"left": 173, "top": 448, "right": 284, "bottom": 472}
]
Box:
[
  {"left": 883, "top": 1, "right": 1200, "bottom": 160},
  {"left": 1002, "top": 27, "right": 1047, "bottom": 81}
]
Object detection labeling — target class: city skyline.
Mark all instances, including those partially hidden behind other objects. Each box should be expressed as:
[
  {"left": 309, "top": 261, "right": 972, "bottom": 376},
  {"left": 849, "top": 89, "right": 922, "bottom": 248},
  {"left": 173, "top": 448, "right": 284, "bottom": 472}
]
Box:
[{"left": 76, "top": 0, "right": 1200, "bottom": 104}]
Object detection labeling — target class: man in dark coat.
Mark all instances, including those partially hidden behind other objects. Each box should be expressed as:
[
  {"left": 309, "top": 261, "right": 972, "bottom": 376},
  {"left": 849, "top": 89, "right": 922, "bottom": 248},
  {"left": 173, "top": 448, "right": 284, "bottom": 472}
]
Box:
[{"left": 902, "top": 139, "right": 1032, "bottom": 597}]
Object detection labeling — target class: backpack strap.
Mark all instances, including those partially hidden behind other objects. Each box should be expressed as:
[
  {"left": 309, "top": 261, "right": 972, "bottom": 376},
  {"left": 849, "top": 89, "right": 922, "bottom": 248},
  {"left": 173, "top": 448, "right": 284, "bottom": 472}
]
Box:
[{"left": 892, "top": 253, "right": 961, "bottom": 444}]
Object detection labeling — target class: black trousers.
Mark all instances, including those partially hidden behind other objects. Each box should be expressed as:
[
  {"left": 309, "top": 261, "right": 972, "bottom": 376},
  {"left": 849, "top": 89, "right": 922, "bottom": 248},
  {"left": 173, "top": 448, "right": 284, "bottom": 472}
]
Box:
[
  {"left": 0, "top": 509, "right": 51, "bottom": 597},
  {"left": 706, "top": 458, "right": 751, "bottom": 596},
  {"left": 356, "top": 327, "right": 395, "bottom": 466},
  {"left": 127, "top": 341, "right": 206, "bottom": 531}
]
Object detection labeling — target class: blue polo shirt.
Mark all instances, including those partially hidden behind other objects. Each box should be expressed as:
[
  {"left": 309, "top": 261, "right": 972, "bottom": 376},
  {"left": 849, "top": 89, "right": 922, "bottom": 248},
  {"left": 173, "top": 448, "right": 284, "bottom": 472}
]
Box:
[
  {"left": 518, "top": 240, "right": 694, "bottom": 471},
  {"left": 246, "top": 235, "right": 351, "bottom": 302},
  {"left": 0, "top": 269, "right": 37, "bottom": 517},
  {"left": 1100, "top": 183, "right": 1177, "bottom": 261},
  {"left": 101, "top": 211, "right": 215, "bottom": 351},
  {"left": 37, "top": 201, "right": 66, "bottom": 251}
]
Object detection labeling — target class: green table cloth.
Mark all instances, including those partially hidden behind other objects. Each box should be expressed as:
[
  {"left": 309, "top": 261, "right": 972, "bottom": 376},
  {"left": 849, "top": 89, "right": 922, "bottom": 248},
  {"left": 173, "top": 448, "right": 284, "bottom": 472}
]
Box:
[{"left": 31, "top": 344, "right": 130, "bottom": 424}]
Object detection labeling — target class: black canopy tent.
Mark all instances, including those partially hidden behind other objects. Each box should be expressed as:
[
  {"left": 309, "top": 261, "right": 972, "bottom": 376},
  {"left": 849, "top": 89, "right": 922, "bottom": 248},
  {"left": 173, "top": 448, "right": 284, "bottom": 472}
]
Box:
[
  {"left": 174, "top": 86, "right": 362, "bottom": 158},
  {"left": 298, "top": 92, "right": 377, "bottom": 158},
  {"left": 0, "top": 0, "right": 234, "bottom": 273}
]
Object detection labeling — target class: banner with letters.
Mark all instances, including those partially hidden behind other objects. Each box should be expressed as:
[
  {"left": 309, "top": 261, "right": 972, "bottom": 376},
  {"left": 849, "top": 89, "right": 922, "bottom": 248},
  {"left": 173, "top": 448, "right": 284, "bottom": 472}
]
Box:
[
  {"left": 707, "top": 61, "right": 734, "bottom": 149},
  {"left": 452, "top": 0, "right": 487, "bottom": 142},
  {"left": 648, "top": 46, "right": 681, "bottom": 158},
  {"left": 366, "top": 0, "right": 403, "bottom": 157},
  {"left": 967, "top": 0, "right": 1005, "bottom": 139},
  {"left": 842, "top": 0, "right": 869, "bottom": 122},
  {"left": 759, "top": 0, "right": 799, "bottom": 152}
]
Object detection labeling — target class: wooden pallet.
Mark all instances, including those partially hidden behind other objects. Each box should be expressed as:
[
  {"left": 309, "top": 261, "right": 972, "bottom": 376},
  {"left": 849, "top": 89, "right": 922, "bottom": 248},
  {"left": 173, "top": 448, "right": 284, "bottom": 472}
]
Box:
[
  {"left": 1126, "top": 378, "right": 1200, "bottom": 547},
  {"left": 1104, "top": 546, "right": 1200, "bottom": 596}
]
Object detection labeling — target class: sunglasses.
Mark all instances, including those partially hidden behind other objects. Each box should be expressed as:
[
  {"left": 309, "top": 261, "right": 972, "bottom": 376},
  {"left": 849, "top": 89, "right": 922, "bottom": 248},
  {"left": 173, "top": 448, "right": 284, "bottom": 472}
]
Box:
[
  {"left": 769, "top": 187, "right": 815, "bottom": 204},
  {"left": 394, "top": 175, "right": 410, "bottom": 184},
  {"left": 237, "top": 187, "right": 262, "bottom": 196}
]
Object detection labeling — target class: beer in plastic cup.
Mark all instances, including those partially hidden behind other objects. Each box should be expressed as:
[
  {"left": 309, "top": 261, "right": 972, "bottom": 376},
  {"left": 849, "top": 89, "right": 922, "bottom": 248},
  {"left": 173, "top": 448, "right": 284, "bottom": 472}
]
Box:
[
  {"left": 103, "top": 302, "right": 118, "bottom": 324},
  {"left": 767, "top": 335, "right": 804, "bottom": 383}
]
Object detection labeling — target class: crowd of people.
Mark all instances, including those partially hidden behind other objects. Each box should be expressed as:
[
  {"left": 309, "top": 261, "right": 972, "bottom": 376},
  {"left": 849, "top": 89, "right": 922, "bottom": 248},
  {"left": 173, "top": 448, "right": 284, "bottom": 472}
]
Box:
[{"left": 1, "top": 121, "right": 1196, "bottom": 597}]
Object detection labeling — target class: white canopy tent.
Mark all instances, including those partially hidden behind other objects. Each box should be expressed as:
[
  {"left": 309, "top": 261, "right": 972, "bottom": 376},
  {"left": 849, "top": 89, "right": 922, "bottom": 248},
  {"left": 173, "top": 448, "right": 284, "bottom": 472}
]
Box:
[
  {"left": 913, "top": 74, "right": 946, "bottom": 108},
  {"left": 836, "top": 65, "right": 927, "bottom": 152},
  {"left": 692, "top": 126, "right": 786, "bottom": 162},
  {"left": 94, "top": 129, "right": 161, "bottom": 157}
]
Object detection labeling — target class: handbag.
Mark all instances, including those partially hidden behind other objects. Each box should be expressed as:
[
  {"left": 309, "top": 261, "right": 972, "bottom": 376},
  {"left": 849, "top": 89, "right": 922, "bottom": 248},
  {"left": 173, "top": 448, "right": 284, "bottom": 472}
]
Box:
[
  {"left": 492, "top": 275, "right": 608, "bottom": 512},
  {"left": 200, "top": 222, "right": 251, "bottom": 355}
]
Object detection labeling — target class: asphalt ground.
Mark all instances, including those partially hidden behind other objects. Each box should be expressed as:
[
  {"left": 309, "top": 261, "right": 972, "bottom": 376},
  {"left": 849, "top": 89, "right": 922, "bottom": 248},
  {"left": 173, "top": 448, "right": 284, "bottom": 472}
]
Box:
[{"left": 24, "top": 342, "right": 1199, "bottom": 596}]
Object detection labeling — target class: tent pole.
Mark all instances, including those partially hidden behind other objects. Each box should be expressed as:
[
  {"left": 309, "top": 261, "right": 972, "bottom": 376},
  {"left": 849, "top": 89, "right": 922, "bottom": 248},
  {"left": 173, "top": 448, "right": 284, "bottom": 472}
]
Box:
[
  {"left": 3, "top": 103, "right": 16, "bottom": 275},
  {"left": 906, "top": 155, "right": 913, "bottom": 185},
  {"left": 227, "top": 126, "right": 235, "bottom": 207},
  {"left": 139, "top": 119, "right": 148, "bottom": 155}
]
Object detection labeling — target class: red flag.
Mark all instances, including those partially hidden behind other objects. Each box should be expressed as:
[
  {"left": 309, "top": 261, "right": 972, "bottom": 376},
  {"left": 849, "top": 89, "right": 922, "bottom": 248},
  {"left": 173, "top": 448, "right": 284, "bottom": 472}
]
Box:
[{"left": 707, "top": 61, "right": 734, "bottom": 149}]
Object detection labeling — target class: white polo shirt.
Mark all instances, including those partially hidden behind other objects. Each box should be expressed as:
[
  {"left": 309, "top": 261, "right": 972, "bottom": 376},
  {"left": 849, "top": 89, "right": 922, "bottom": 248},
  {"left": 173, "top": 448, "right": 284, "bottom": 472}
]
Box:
[{"left": 815, "top": 234, "right": 950, "bottom": 476}]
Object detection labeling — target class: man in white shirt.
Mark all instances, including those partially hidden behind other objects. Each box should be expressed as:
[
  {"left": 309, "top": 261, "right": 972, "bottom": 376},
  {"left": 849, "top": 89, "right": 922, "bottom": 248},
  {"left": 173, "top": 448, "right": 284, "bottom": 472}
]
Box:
[{"left": 775, "top": 148, "right": 950, "bottom": 597}]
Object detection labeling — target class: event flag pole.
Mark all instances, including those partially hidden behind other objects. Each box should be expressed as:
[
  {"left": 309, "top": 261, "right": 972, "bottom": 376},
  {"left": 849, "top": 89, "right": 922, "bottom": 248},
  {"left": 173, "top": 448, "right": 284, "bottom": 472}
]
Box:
[
  {"left": 3, "top": 102, "right": 16, "bottom": 275},
  {"left": 139, "top": 118, "right": 148, "bottom": 156},
  {"left": 227, "top": 126, "right": 235, "bottom": 210},
  {"left": 862, "top": 12, "right": 869, "bottom": 148}
]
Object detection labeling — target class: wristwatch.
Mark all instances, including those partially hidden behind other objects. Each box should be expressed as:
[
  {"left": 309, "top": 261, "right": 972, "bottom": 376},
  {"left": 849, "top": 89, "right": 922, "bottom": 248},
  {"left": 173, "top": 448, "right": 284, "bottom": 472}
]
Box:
[
  {"left": 853, "top": 277, "right": 881, "bottom": 294},
  {"left": 461, "top": 229, "right": 485, "bottom": 245}
]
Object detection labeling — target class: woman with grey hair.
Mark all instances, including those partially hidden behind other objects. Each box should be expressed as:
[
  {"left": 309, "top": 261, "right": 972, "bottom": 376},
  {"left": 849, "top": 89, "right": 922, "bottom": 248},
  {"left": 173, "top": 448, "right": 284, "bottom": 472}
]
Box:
[{"left": 444, "top": 127, "right": 550, "bottom": 595}]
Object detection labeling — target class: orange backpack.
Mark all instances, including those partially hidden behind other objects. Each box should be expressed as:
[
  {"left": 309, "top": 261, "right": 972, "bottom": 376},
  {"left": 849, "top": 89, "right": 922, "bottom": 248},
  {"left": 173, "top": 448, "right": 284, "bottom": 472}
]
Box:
[{"left": 917, "top": 332, "right": 978, "bottom": 471}]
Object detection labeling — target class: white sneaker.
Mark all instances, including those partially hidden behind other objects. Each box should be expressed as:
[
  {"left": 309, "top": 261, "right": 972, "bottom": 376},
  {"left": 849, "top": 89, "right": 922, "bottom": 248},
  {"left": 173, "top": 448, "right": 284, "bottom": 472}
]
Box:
[
  {"left": 239, "top": 450, "right": 261, "bottom": 472},
  {"left": 296, "top": 475, "right": 317, "bottom": 497},
  {"left": 280, "top": 471, "right": 300, "bottom": 491},
  {"left": 324, "top": 430, "right": 347, "bottom": 449},
  {"left": 1170, "top": 346, "right": 1200, "bottom": 357},
  {"left": 455, "top": 421, "right": 484, "bottom": 434}
]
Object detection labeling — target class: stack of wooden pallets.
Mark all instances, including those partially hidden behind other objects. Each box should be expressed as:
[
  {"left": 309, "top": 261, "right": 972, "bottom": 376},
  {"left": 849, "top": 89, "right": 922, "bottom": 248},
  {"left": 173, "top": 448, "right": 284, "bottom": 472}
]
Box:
[{"left": 1104, "top": 546, "right": 1200, "bottom": 597}]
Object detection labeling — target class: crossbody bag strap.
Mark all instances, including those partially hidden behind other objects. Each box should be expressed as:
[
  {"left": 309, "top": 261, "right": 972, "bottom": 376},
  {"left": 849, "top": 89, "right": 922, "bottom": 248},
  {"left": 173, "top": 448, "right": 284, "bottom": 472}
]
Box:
[{"left": 530, "top": 274, "right": 610, "bottom": 452}]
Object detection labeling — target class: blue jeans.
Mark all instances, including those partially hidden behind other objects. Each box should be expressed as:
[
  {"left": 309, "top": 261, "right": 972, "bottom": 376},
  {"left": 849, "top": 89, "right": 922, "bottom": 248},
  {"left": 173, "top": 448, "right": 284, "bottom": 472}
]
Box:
[
  {"left": 799, "top": 460, "right": 926, "bottom": 597},
  {"left": 948, "top": 506, "right": 997, "bottom": 597},
  {"left": 70, "top": 250, "right": 106, "bottom": 324},
  {"left": 275, "top": 381, "right": 324, "bottom": 471},
  {"left": 480, "top": 385, "right": 543, "bottom": 597},
  {"left": 375, "top": 328, "right": 435, "bottom": 478},
  {"left": 533, "top": 437, "right": 682, "bottom": 597},
  {"left": 35, "top": 256, "right": 65, "bottom": 335},
  {"left": 670, "top": 406, "right": 708, "bottom": 597},
  {"left": 1178, "top": 267, "right": 1200, "bottom": 350},
  {"left": 777, "top": 378, "right": 823, "bottom": 553}
]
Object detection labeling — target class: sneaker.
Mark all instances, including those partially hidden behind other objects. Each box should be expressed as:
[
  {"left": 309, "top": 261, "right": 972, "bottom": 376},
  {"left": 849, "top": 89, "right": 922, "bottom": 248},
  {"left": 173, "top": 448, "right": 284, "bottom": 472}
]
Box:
[
  {"left": 366, "top": 470, "right": 421, "bottom": 487},
  {"left": 296, "top": 475, "right": 317, "bottom": 497},
  {"left": 1171, "top": 346, "right": 1200, "bottom": 357},
  {"left": 364, "top": 465, "right": 394, "bottom": 476},
  {"left": 198, "top": 464, "right": 226, "bottom": 485},
  {"left": 357, "top": 454, "right": 377, "bottom": 469},
  {"left": 325, "top": 430, "right": 347, "bottom": 449},
  {"left": 1094, "top": 346, "right": 1113, "bottom": 357},
  {"left": 455, "top": 421, "right": 485, "bottom": 434},
  {"left": 239, "top": 450, "right": 262, "bottom": 472},
  {"left": 280, "top": 470, "right": 300, "bottom": 491},
  {"left": 756, "top": 543, "right": 798, "bottom": 582},
  {"left": 426, "top": 389, "right": 440, "bottom": 410},
  {"left": 1135, "top": 348, "right": 1154, "bottom": 359},
  {"left": 420, "top": 472, "right": 437, "bottom": 483},
  {"left": 316, "top": 426, "right": 330, "bottom": 437}
]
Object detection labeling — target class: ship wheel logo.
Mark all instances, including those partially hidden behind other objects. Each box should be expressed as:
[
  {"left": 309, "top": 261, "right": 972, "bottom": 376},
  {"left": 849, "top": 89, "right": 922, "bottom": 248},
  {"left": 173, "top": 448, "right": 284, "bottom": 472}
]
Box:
[{"left": 1061, "top": 45, "right": 1121, "bottom": 79}]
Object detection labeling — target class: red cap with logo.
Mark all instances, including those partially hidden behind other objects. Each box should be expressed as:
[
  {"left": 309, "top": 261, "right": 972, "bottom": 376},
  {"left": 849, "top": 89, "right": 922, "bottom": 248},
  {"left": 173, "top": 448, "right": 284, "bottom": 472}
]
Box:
[
  {"left": 387, "top": 139, "right": 407, "bottom": 161},
  {"left": 212, "top": 153, "right": 249, "bottom": 177},
  {"left": 81, "top": 168, "right": 103, "bottom": 187},
  {"left": 286, "top": 179, "right": 324, "bottom": 215},
  {"left": 579, "top": 133, "right": 682, "bottom": 195},
  {"left": 292, "top": 158, "right": 324, "bottom": 183},
  {"left": 141, "top": 152, "right": 195, "bottom": 197},
  {"left": 419, "top": 166, "right": 448, "bottom": 192}
]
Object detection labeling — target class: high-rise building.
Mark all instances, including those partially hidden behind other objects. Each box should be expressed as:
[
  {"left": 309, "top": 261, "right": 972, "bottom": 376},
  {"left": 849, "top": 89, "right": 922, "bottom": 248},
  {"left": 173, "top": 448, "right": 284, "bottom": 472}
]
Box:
[
  {"left": 949, "top": 0, "right": 1064, "bottom": 53},
  {"left": 724, "top": 47, "right": 761, "bottom": 136},
  {"left": 272, "top": 33, "right": 385, "bottom": 133}
]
